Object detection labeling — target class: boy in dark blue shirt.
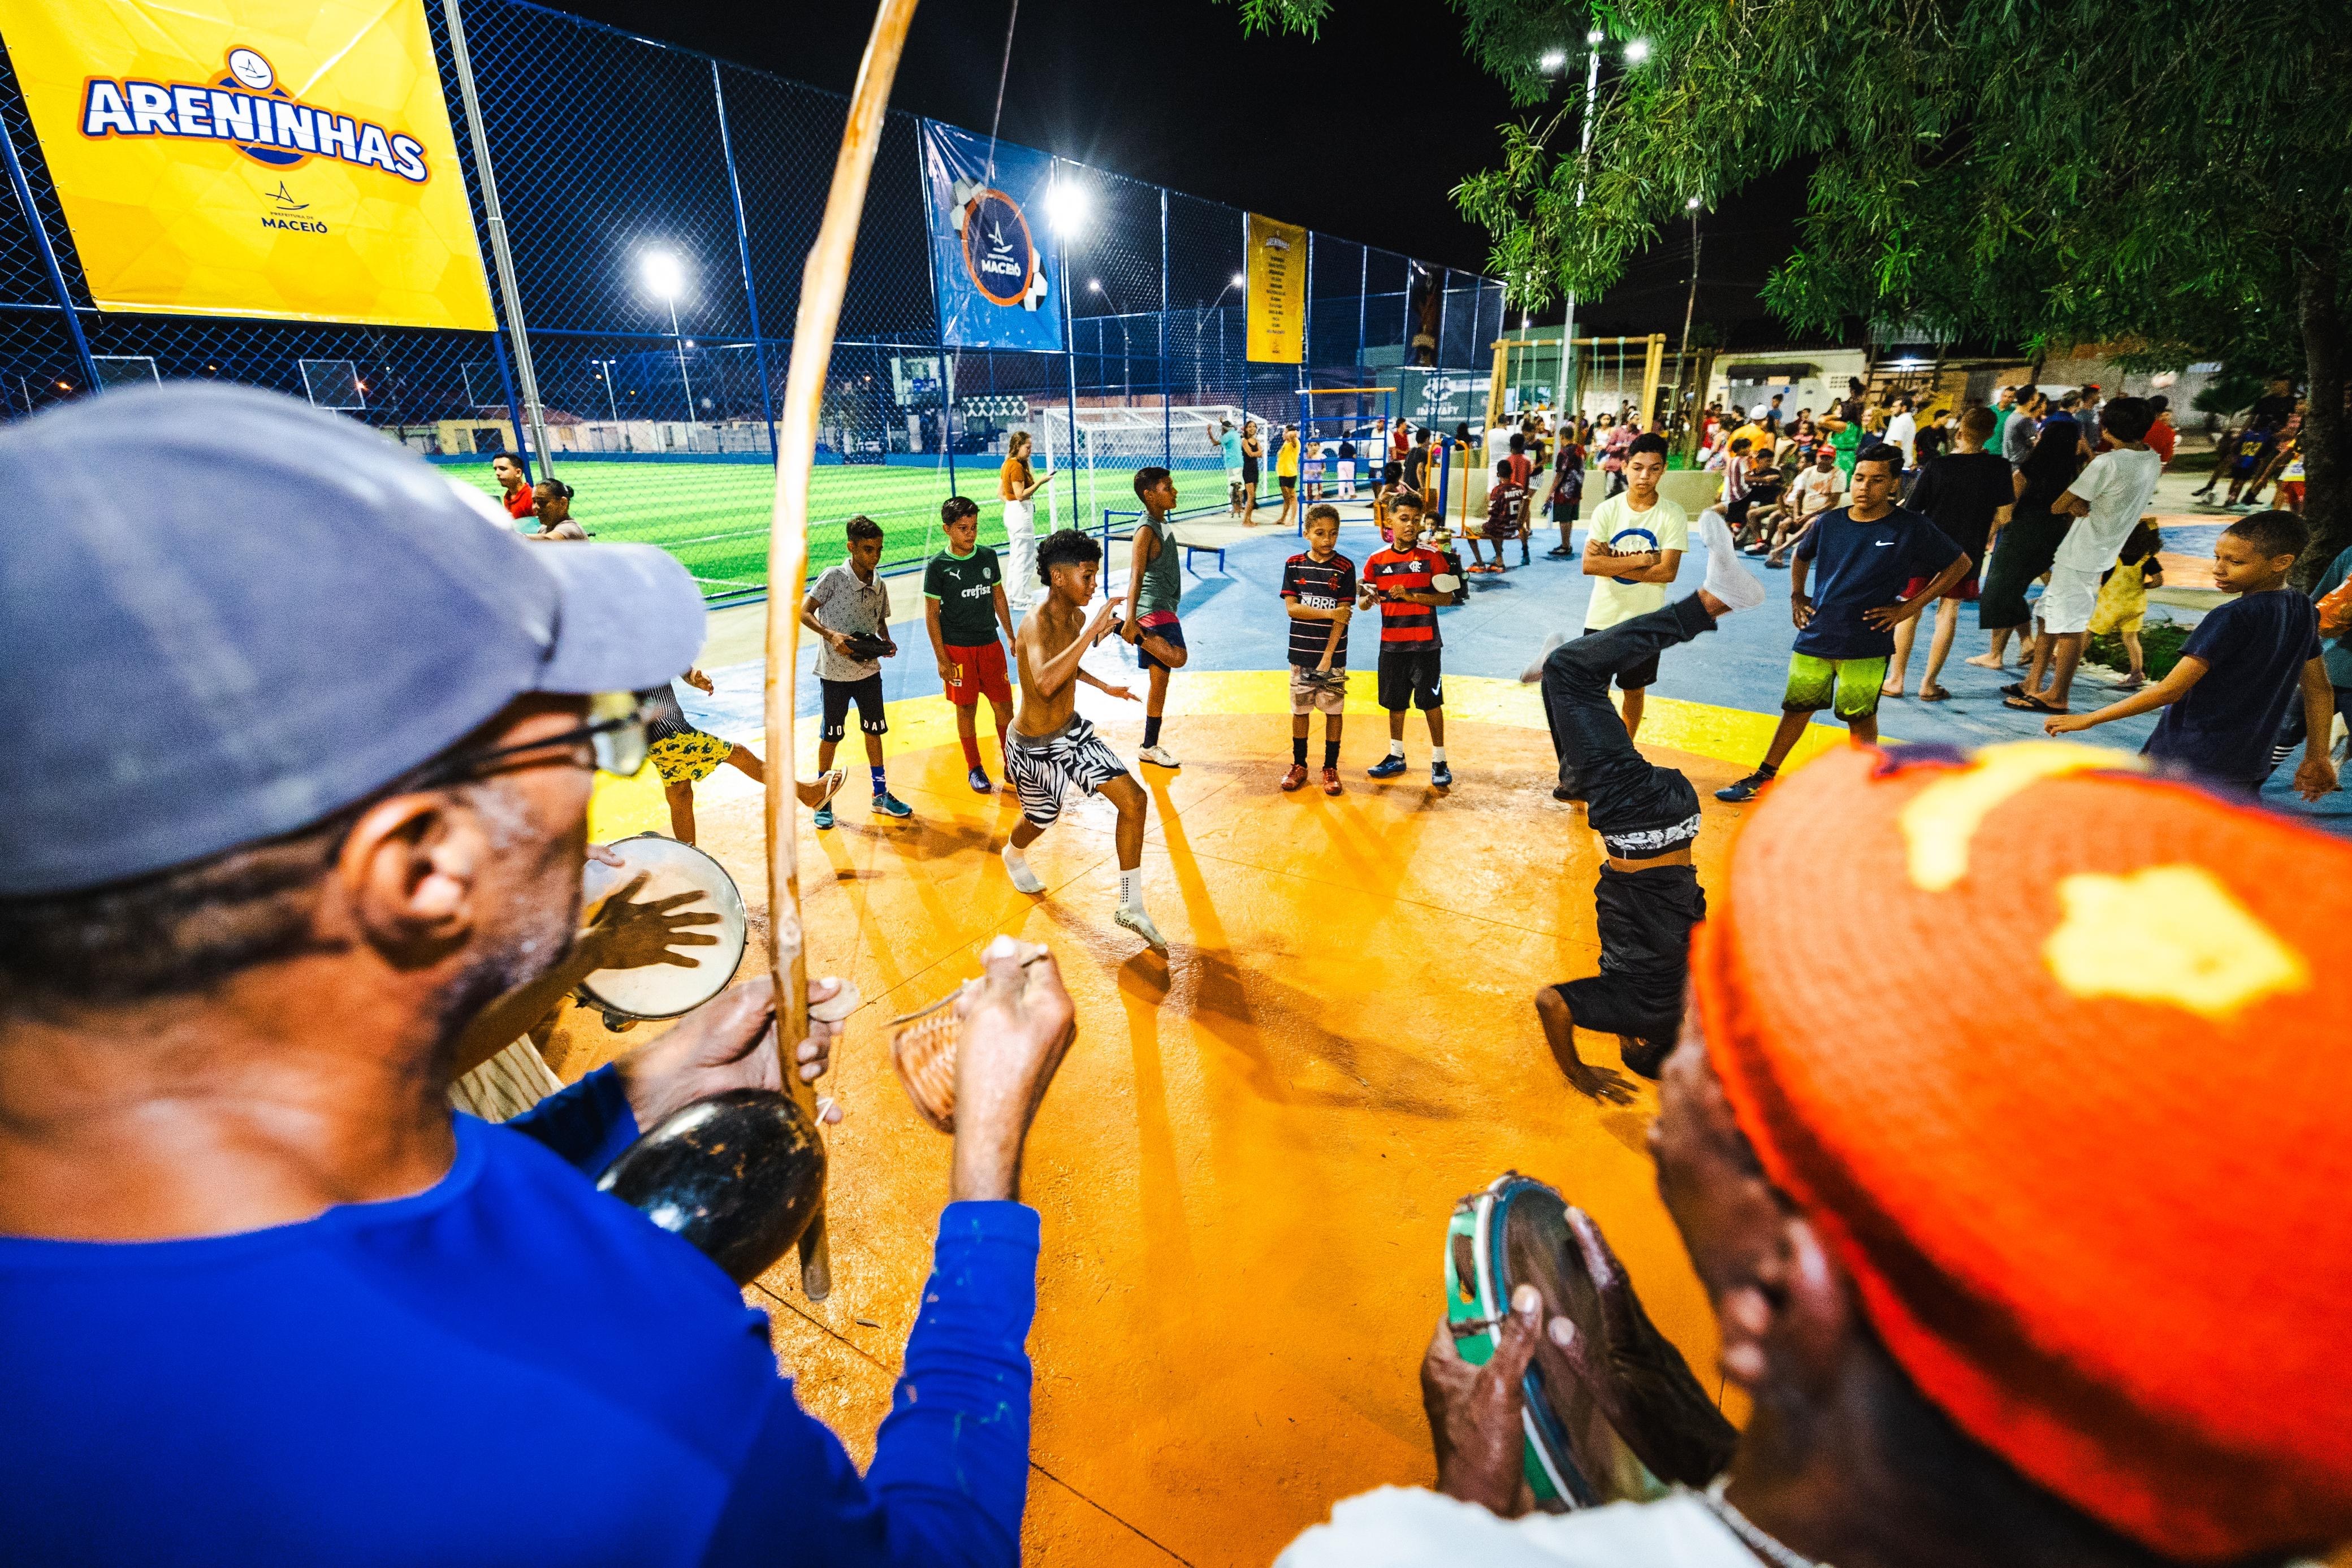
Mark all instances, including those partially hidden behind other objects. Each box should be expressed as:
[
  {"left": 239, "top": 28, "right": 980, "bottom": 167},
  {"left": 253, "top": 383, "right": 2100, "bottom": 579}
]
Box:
[
  {"left": 1717, "top": 445, "right": 1970, "bottom": 802},
  {"left": 2048, "top": 510, "right": 2338, "bottom": 800}
]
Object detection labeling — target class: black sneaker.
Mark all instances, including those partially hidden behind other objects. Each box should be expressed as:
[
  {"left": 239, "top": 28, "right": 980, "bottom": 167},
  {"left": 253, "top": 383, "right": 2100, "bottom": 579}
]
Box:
[{"left": 1715, "top": 770, "right": 1774, "bottom": 803}]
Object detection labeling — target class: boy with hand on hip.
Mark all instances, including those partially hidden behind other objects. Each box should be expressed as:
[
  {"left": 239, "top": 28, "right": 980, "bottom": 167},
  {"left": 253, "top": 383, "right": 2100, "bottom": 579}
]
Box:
[
  {"left": 1360, "top": 497, "right": 1454, "bottom": 790},
  {"left": 1716, "top": 445, "right": 1970, "bottom": 803},
  {"left": 801, "top": 514, "right": 913, "bottom": 826},
  {"left": 2048, "top": 510, "right": 2338, "bottom": 802},
  {"left": 924, "top": 495, "right": 1018, "bottom": 794},
  {"left": 1279, "top": 503, "right": 1356, "bottom": 795}
]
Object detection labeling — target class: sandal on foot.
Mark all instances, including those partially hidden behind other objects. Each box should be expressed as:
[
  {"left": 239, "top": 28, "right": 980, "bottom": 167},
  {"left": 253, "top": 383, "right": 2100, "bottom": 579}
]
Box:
[{"left": 2003, "top": 693, "right": 2068, "bottom": 714}]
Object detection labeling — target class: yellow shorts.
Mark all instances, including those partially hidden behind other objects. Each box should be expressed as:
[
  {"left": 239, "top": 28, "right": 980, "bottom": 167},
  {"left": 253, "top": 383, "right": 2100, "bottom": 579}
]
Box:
[{"left": 648, "top": 730, "right": 730, "bottom": 786}]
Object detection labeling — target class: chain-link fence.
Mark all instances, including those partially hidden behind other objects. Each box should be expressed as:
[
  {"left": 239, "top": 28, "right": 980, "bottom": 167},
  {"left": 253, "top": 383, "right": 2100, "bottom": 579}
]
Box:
[{"left": 0, "top": 0, "right": 1504, "bottom": 596}]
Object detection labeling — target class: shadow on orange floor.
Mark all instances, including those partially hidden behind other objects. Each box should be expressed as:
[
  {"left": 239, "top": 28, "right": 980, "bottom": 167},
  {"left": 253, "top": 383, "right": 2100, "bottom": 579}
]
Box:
[{"left": 548, "top": 706, "right": 1784, "bottom": 1566}]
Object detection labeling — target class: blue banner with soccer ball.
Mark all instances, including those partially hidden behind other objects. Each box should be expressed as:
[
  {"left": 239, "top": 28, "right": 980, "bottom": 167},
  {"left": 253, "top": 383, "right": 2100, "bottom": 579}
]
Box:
[{"left": 921, "top": 120, "right": 1062, "bottom": 352}]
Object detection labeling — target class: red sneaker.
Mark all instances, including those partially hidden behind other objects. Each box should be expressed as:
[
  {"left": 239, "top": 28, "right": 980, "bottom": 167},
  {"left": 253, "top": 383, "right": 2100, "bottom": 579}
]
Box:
[
  {"left": 1321, "top": 766, "right": 1341, "bottom": 795},
  {"left": 1281, "top": 763, "right": 1309, "bottom": 792}
]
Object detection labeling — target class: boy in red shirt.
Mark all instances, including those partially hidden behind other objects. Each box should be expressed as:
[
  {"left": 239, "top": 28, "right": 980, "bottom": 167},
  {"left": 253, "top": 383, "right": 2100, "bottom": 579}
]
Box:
[{"left": 1359, "top": 497, "right": 1454, "bottom": 788}]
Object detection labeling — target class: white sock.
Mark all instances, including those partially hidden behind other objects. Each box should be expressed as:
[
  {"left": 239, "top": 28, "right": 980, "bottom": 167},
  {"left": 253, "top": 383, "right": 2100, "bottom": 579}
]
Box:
[
  {"left": 1118, "top": 866, "right": 1144, "bottom": 912},
  {"left": 1388, "top": 740, "right": 1406, "bottom": 759},
  {"left": 1431, "top": 746, "right": 1448, "bottom": 763},
  {"left": 1521, "top": 629, "right": 1567, "bottom": 684},
  {"left": 1696, "top": 509, "right": 1767, "bottom": 612},
  {"left": 1002, "top": 843, "right": 1044, "bottom": 895}
]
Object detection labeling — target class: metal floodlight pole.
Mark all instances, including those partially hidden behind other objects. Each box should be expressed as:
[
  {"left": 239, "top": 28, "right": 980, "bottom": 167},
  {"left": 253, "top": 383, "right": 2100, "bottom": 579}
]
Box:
[
  {"left": 1551, "top": 40, "right": 1604, "bottom": 426},
  {"left": 442, "top": 0, "right": 556, "bottom": 478},
  {"left": 0, "top": 114, "right": 100, "bottom": 399},
  {"left": 667, "top": 297, "right": 701, "bottom": 445},
  {"left": 713, "top": 59, "right": 778, "bottom": 461},
  {"left": 1159, "top": 185, "right": 1170, "bottom": 467}
]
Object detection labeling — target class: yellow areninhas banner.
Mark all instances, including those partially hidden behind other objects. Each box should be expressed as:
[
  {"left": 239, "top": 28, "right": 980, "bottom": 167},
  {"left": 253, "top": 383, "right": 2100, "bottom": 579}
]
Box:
[
  {"left": 0, "top": 0, "right": 494, "bottom": 330},
  {"left": 1244, "top": 213, "right": 1305, "bottom": 365}
]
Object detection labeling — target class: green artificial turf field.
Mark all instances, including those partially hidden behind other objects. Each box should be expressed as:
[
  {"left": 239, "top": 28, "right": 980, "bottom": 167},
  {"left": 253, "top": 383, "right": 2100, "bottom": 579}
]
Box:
[{"left": 449, "top": 458, "right": 1001, "bottom": 595}]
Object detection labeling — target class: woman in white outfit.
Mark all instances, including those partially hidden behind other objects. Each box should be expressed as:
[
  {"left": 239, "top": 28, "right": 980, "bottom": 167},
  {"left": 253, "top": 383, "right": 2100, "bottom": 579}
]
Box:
[{"left": 998, "top": 429, "right": 1050, "bottom": 612}]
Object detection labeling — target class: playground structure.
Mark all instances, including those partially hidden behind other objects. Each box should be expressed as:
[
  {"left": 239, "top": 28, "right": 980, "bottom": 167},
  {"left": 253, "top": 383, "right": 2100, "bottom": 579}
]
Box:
[{"left": 1485, "top": 330, "right": 1727, "bottom": 455}]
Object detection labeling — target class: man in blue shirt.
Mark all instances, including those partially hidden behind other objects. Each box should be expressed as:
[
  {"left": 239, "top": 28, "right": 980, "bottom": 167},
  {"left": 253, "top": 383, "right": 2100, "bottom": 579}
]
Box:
[
  {"left": 1717, "top": 445, "right": 1970, "bottom": 802},
  {"left": 0, "top": 385, "right": 1076, "bottom": 1567}
]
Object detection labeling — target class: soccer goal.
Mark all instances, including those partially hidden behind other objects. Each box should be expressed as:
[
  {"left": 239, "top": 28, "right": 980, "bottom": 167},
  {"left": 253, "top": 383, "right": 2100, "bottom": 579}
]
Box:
[
  {"left": 1028, "top": 404, "right": 1251, "bottom": 536},
  {"left": 91, "top": 354, "right": 158, "bottom": 391},
  {"left": 300, "top": 358, "right": 366, "bottom": 410}
]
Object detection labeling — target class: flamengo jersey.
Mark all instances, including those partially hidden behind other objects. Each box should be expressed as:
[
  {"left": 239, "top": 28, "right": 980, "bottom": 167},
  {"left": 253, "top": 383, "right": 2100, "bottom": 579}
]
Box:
[
  {"left": 1279, "top": 550, "right": 1358, "bottom": 668},
  {"left": 1365, "top": 545, "right": 1445, "bottom": 649}
]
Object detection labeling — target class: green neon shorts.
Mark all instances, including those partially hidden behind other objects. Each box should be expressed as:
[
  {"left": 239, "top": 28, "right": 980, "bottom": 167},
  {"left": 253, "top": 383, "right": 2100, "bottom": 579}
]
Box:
[{"left": 1783, "top": 652, "right": 1888, "bottom": 722}]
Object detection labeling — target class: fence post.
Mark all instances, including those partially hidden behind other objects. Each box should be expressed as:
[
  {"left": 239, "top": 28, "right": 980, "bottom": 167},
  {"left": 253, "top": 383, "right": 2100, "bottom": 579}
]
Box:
[
  {"left": 1056, "top": 160, "right": 1080, "bottom": 533},
  {"left": 1159, "top": 185, "right": 1170, "bottom": 469},
  {"left": 1301, "top": 229, "right": 1312, "bottom": 401},
  {"left": 1355, "top": 248, "right": 1367, "bottom": 370},
  {"left": 1, "top": 114, "right": 100, "bottom": 399},
  {"left": 441, "top": 0, "right": 556, "bottom": 479},
  {"left": 711, "top": 59, "right": 778, "bottom": 462}
]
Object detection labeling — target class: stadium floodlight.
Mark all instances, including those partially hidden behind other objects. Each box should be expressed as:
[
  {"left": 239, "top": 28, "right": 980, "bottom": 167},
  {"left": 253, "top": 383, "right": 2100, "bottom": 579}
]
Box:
[
  {"left": 1089, "top": 279, "right": 1103, "bottom": 292},
  {"left": 1045, "top": 180, "right": 1086, "bottom": 234},
  {"left": 1624, "top": 38, "right": 1651, "bottom": 62},
  {"left": 1539, "top": 50, "right": 1566, "bottom": 70},
  {"left": 641, "top": 249, "right": 685, "bottom": 300},
  {"left": 1231, "top": 272, "right": 1246, "bottom": 288}
]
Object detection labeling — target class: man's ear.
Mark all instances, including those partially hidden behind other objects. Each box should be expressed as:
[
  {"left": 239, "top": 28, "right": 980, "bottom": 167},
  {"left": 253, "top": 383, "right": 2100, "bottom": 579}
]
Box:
[{"left": 334, "top": 793, "right": 488, "bottom": 961}]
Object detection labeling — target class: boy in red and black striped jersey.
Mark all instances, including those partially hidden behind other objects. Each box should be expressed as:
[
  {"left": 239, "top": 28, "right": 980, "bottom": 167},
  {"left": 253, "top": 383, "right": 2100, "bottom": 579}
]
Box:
[
  {"left": 1357, "top": 497, "right": 1453, "bottom": 788},
  {"left": 1278, "top": 504, "right": 1356, "bottom": 795}
]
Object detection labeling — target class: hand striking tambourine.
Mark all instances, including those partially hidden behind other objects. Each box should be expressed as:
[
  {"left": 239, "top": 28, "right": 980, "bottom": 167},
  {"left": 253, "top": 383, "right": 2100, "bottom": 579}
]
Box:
[
  {"left": 1444, "top": 1173, "right": 1737, "bottom": 1510},
  {"left": 577, "top": 835, "right": 749, "bottom": 1032},
  {"left": 885, "top": 939, "right": 1061, "bottom": 1133}
]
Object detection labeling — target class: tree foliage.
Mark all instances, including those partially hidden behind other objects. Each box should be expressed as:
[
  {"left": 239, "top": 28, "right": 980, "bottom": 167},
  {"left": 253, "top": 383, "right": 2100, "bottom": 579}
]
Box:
[
  {"left": 1443, "top": 2, "right": 2346, "bottom": 353},
  {"left": 1239, "top": 0, "right": 2352, "bottom": 569}
]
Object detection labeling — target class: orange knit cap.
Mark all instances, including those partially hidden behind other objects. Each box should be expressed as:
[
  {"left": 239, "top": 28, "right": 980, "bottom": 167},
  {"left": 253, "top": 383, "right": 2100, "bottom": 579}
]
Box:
[{"left": 1692, "top": 742, "right": 2352, "bottom": 1562}]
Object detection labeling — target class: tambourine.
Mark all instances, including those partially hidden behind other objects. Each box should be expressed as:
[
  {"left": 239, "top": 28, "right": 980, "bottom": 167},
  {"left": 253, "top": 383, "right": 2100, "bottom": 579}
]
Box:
[
  {"left": 578, "top": 835, "right": 749, "bottom": 1031},
  {"left": 1445, "top": 1173, "right": 1655, "bottom": 1511}
]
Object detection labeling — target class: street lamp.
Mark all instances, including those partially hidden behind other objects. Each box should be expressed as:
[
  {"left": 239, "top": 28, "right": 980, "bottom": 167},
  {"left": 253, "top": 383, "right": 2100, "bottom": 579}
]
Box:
[
  {"left": 641, "top": 248, "right": 699, "bottom": 447},
  {"left": 1624, "top": 37, "right": 1651, "bottom": 63},
  {"left": 1197, "top": 273, "right": 1246, "bottom": 402},
  {"left": 1538, "top": 49, "right": 1566, "bottom": 70},
  {"left": 1044, "top": 180, "right": 1086, "bottom": 235}
]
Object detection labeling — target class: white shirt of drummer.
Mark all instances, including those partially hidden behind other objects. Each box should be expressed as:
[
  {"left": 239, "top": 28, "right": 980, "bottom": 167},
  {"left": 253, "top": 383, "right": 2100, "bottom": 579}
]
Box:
[{"left": 1275, "top": 1487, "right": 1758, "bottom": 1568}]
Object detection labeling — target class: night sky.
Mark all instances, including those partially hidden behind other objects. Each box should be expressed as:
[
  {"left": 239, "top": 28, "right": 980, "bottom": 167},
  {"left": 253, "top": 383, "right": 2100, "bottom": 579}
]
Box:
[{"left": 544, "top": 0, "right": 1805, "bottom": 346}]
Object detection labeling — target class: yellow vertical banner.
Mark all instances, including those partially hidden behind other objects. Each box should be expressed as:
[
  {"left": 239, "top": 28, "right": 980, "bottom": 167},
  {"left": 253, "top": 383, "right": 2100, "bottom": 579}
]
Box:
[
  {"left": 0, "top": 0, "right": 494, "bottom": 330},
  {"left": 1244, "top": 213, "right": 1305, "bottom": 365}
]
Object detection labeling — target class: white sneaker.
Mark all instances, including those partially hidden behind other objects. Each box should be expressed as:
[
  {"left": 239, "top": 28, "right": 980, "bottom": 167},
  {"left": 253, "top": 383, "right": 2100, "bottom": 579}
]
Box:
[
  {"left": 1696, "top": 510, "right": 1767, "bottom": 612},
  {"left": 1521, "top": 630, "right": 1567, "bottom": 684},
  {"left": 1114, "top": 906, "right": 1168, "bottom": 953},
  {"left": 1001, "top": 844, "right": 1044, "bottom": 895},
  {"left": 1138, "top": 744, "right": 1181, "bottom": 769}
]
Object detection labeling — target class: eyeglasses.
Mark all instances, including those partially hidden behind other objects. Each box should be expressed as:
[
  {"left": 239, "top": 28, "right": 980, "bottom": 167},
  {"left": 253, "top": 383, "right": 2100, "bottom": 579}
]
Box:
[{"left": 417, "top": 691, "right": 650, "bottom": 787}]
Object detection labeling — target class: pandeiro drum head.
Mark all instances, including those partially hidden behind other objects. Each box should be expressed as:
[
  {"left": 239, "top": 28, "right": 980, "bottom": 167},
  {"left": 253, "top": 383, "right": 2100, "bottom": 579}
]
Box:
[{"left": 577, "top": 835, "right": 748, "bottom": 1021}]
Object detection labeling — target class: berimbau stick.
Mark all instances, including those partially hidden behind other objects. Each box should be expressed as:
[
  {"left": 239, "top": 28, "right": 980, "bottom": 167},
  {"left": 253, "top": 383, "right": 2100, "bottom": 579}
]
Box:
[{"left": 764, "top": 0, "right": 922, "bottom": 1303}]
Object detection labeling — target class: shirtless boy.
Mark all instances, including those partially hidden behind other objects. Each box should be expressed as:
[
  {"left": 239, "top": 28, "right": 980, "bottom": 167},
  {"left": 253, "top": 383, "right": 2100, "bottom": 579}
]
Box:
[{"left": 1001, "top": 528, "right": 1165, "bottom": 954}]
